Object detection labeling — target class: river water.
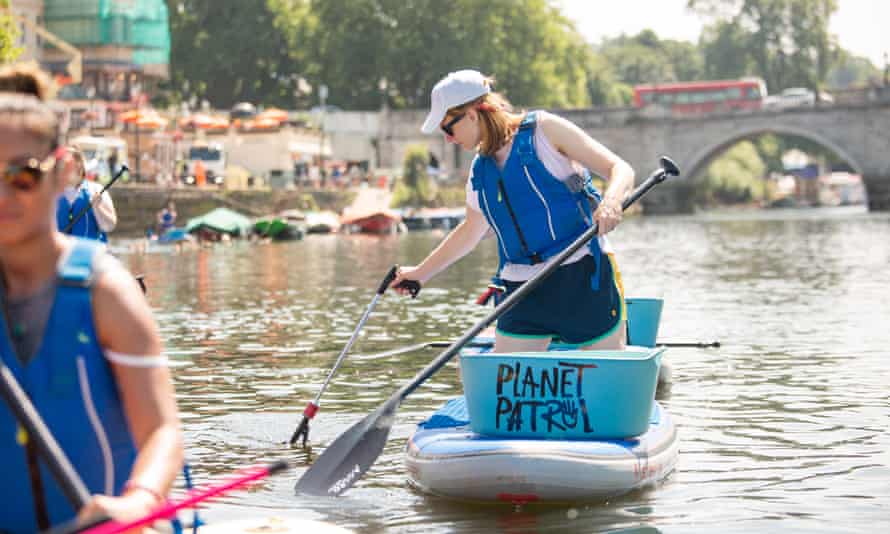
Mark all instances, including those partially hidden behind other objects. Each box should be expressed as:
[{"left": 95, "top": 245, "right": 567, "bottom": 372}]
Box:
[{"left": 117, "top": 206, "right": 890, "bottom": 533}]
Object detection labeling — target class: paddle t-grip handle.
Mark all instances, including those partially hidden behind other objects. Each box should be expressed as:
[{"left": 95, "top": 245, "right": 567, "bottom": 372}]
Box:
[{"left": 377, "top": 265, "right": 399, "bottom": 294}]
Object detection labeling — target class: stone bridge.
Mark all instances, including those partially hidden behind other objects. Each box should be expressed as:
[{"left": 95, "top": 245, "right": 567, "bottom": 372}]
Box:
[{"left": 370, "top": 90, "right": 890, "bottom": 213}]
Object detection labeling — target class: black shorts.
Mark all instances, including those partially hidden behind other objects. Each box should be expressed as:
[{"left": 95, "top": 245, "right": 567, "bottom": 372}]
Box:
[{"left": 496, "top": 253, "right": 625, "bottom": 345}]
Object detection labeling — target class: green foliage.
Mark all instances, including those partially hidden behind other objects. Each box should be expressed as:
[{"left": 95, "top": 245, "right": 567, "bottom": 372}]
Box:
[
  {"left": 167, "top": 0, "right": 299, "bottom": 108},
  {"left": 166, "top": 0, "right": 873, "bottom": 112},
  {"left": 392, "top": 145, "right": 436, "bottom": 208},
  {"left": 171, "top": 0, "right": 595, "bottom": 110},
  {"left": 689, "top": 0, "right": 839, "bottom": 93},
  {"left": 698, "top": 140, "right": 769, "bottom": 205},
  {"left": 0, "top": 0, "right": 23, "bottom": 64},
  {"left": 597, "top": 30, "right": 705, "bottom": 87},
  {"left": 826, "top": 50, "right": 882, "bottom": 89}
]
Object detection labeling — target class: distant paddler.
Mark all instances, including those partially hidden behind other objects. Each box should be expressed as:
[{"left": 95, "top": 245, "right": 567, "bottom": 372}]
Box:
[
  {"left": 57, "top": 148, "right": 119, "bottom": 242},
  {"left": 156, "top": 200, "right": 177, "bottom": 237}
]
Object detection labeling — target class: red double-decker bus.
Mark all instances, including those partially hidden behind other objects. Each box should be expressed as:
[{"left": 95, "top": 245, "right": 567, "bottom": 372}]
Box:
[{"left": 633, "top": 78, "right": 767, "bottom": 114}]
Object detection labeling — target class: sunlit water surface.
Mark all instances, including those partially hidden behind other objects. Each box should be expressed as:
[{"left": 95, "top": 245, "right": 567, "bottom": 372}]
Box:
[{"left": 116, "top": 206, "right": 890, "bottom": 533}]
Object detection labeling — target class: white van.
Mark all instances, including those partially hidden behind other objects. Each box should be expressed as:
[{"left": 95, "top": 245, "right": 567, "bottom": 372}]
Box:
[
  {"left": 186, "top": 141, "right": 226, "bottom": 184},
  {"left": 69, "top": 135, "right": 129, "bottom": 183}
]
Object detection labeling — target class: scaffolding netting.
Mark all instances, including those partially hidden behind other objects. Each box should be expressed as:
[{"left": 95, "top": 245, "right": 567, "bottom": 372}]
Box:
[{"left": 43, "top": 0, "right": 170, "bottom": 66}]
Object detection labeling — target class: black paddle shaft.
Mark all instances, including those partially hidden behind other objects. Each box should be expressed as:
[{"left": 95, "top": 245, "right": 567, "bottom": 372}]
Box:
[
  {"left": 295, "top": 156, "right": 680, "bottom": 497},
  {"left": 62, "top": 165, "right": 128, "bottom": 235},
  {"left": 0, "top": 365, "right": 90, "bottom": 509}
]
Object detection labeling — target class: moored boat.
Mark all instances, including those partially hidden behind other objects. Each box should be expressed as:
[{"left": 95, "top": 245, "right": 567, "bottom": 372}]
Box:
[
  {"left": 185, "top": 207, "right": 253, "bottom": 238},
  {"left": 340, "top": 209, "right": 403, "bottom": 234},
  {"left": 401, "top": 207, "right": 466, "bottom": 231},
  {"left": 254, "top": 217, "right": 305, "bottom": 241},
  {"left": 304, "top": 210, "right": 341, "bottom": 234}
]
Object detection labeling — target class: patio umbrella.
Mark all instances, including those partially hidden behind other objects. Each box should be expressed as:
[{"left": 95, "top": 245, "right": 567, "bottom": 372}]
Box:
[{"left": 256, "top": 108, "right": 288, "bottom": 123}]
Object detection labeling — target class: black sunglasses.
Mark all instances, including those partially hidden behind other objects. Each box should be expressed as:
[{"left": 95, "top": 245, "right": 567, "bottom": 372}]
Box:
[
  {"left": 440, "top": 112, "right": 466, "bottom": 137},
  {"left": 1, "top": 152, "right": 58, "bottom": 192}
]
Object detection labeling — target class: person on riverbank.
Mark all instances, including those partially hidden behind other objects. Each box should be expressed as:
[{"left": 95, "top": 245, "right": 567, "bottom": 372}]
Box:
[
  {"left": 391, "top": 69, "right": 635, "bottom": 352},
  {"left": 57, "top": 147, "right": 118, "bottom": 242},
  {"left": 0, "top": 92, "right": 183, "bottom": 531}
]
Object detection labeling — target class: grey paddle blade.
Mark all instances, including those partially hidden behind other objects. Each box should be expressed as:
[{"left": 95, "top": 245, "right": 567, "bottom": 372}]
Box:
[{"left": 294, "top": 398, "right": 399, "bottom": 496}]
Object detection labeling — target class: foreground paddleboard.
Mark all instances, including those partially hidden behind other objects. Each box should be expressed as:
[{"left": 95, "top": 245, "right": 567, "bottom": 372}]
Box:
[
  {"left": 197, "top": 516, "right": 352, "bottom": 533},
  {"left": 406, "top": 397, "right": 678, "bottom": 502}
]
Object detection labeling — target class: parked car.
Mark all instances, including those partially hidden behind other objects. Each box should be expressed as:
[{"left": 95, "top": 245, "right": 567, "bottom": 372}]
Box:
[{"left": 764, "top": 88, "right": 834, "bottom": 110}]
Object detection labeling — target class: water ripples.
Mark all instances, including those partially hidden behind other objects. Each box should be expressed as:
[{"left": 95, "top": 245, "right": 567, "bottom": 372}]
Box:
[{"left": 120, "top": 207, "right": 890, "bottom": 532}]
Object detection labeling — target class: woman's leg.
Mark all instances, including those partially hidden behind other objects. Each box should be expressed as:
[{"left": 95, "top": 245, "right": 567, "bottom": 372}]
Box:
[
  {"left": 494, "top": 331, "right": 551, "bottom": 353},
  {"left": 580, "top": 319, "right": 626, "bottom": 350}
]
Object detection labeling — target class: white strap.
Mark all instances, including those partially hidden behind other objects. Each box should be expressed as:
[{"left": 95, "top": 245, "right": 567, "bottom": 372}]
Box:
[{"left": 105, "top": 350, "right": 169, "bottom": 368}]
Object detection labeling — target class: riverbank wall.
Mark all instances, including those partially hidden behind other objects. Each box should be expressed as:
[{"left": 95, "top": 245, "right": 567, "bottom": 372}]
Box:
[{"left": 111, "top": 186, "right": 356, "bottom": 235}]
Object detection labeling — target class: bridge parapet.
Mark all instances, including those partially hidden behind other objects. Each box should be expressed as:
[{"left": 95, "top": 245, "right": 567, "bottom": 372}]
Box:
[{"left": 372, "top": 94, "right": 890, "bottom": 212}]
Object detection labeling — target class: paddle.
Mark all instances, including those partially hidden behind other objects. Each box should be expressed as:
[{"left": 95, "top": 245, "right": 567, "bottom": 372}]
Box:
[
  {"left": 51, "top": 461, "right": 288, "bottom": 534},
  {"left": 353, "top": 338, "right": 719, "bottom": 360},
  {"left": 288, "top": 266, "right": 417, "bottom": 448},
  {"left": 62, "top": 165, "right": 128, "bottom": 235},
  {"left": 294, "top": 156, "right": 680, "bottom": 497},
  {"left": 658, "top": 340, "right": 720, "bottom": 348},
  {"left": 0, "top": 363, "right": 91, "bottom": 510},
  {"left": 351, "top": 339, "right": 492, "bottom": 361}
]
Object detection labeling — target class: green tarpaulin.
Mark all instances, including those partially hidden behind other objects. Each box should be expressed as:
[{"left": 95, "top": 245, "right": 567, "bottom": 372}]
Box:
[{"left": 185, "top": 208, "right": 252, "bottom": 237}]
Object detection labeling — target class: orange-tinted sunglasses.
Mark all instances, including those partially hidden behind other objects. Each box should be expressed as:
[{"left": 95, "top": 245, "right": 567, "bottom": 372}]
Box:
[{"left": 1, "top": 149, "right": 61, "bottom": 192}]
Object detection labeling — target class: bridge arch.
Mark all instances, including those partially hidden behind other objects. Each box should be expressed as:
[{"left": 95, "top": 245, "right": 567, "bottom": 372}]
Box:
[{"left": 684, "top": 123, "right": 864, "bottom": 181}]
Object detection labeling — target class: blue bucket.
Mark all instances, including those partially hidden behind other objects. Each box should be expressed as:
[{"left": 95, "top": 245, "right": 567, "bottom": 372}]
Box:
[
  {"left": 626, "top": 298, "right": 664, "bottom": 348},
  {"left": 460, "top": 347, "right": 664, "bottom": 440}
]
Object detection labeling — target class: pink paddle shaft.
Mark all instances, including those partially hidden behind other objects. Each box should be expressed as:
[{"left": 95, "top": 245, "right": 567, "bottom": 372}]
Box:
[{"left": 82, "top": 461, "right": 287, "bottom": 534}]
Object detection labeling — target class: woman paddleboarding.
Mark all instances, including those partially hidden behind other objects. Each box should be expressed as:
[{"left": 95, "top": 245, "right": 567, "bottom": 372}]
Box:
[{"left": 392, "top": 69, "right": 635, "bottom": 352}]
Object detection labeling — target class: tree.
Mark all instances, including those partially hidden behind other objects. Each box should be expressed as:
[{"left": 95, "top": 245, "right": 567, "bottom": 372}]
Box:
[
  {"left": 392, "top": 144, "right": 435, "bottom": 208},
  {"left": 699, "top": 20, "right": 753, "bottom": 79},
  {"left": 0, "top": 0, "right": 23, "bottom": 63},
  {"left": 271, "top": 0, "right": 595, "bottom": 110},
  {"left": 825, "top": 50, "right": 881, "bottom": 89},
  {"left": 688, "top": 0, "right": 839, "bottom": 93},
  {"left": 167, "top": 0, "right": 299, "bottom": 108},
  {"left": 699, "top": 140, "right": 768, "bottom": 205},
  {"left": 597, "top": 30, "right": 704, "bottom": 87}
]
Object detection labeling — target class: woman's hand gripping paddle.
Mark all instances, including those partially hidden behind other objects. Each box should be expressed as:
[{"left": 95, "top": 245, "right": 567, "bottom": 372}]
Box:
[
  {"left": 49, "top": 462, "right": 288, "bottom": 534},
  {"left": 288, "top": 266, "right": 418, "bottom": 448},
  {"left": 294, "top": 156, "right": 680, "bottom": 497}
]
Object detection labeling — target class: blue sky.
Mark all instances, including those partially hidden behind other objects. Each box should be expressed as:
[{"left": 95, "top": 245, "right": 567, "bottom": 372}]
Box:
[{"left": 558, "top": 0, "right": 889, "bottom": 68}]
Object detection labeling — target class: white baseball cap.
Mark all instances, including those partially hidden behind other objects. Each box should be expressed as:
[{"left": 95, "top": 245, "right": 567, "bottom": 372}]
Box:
[{"left": 421, "top": 69, "right": 491, "bottom": 134}]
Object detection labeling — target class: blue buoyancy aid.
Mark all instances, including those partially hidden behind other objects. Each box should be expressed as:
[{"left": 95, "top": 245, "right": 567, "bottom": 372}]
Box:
[
  {"left": 470, "top": 111, "right": 603, "bottom": 284},
  {"left": 0, "top": 239, "right": 137, "bottom": 532},
  {"left": 57, "top": 187, "right": 108, "bottom": 242}
]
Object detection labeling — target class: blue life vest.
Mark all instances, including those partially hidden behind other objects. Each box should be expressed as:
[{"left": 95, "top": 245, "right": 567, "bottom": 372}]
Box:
[
  {"left": 0, "top": 239, "right": 137, "bottom": 532},
  {"left": 57, "top": 186, "right": 108, "bottom": 242},
  {"left": 471, "top": 111, "right": 603, "bottom": 286},
  {"left": 160, "top": 210, "right": 175, "bottom": 234}
]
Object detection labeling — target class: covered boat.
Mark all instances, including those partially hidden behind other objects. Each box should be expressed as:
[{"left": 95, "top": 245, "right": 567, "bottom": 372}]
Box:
[
  {"left": 304, "top": 211, "right": 341, "bottom": 234},
  {"left": 254, "top": 218, "right": 305, "bottom": 241},
  {"left": 185, "top": 208, "right": 253, "bottom": 238}
]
